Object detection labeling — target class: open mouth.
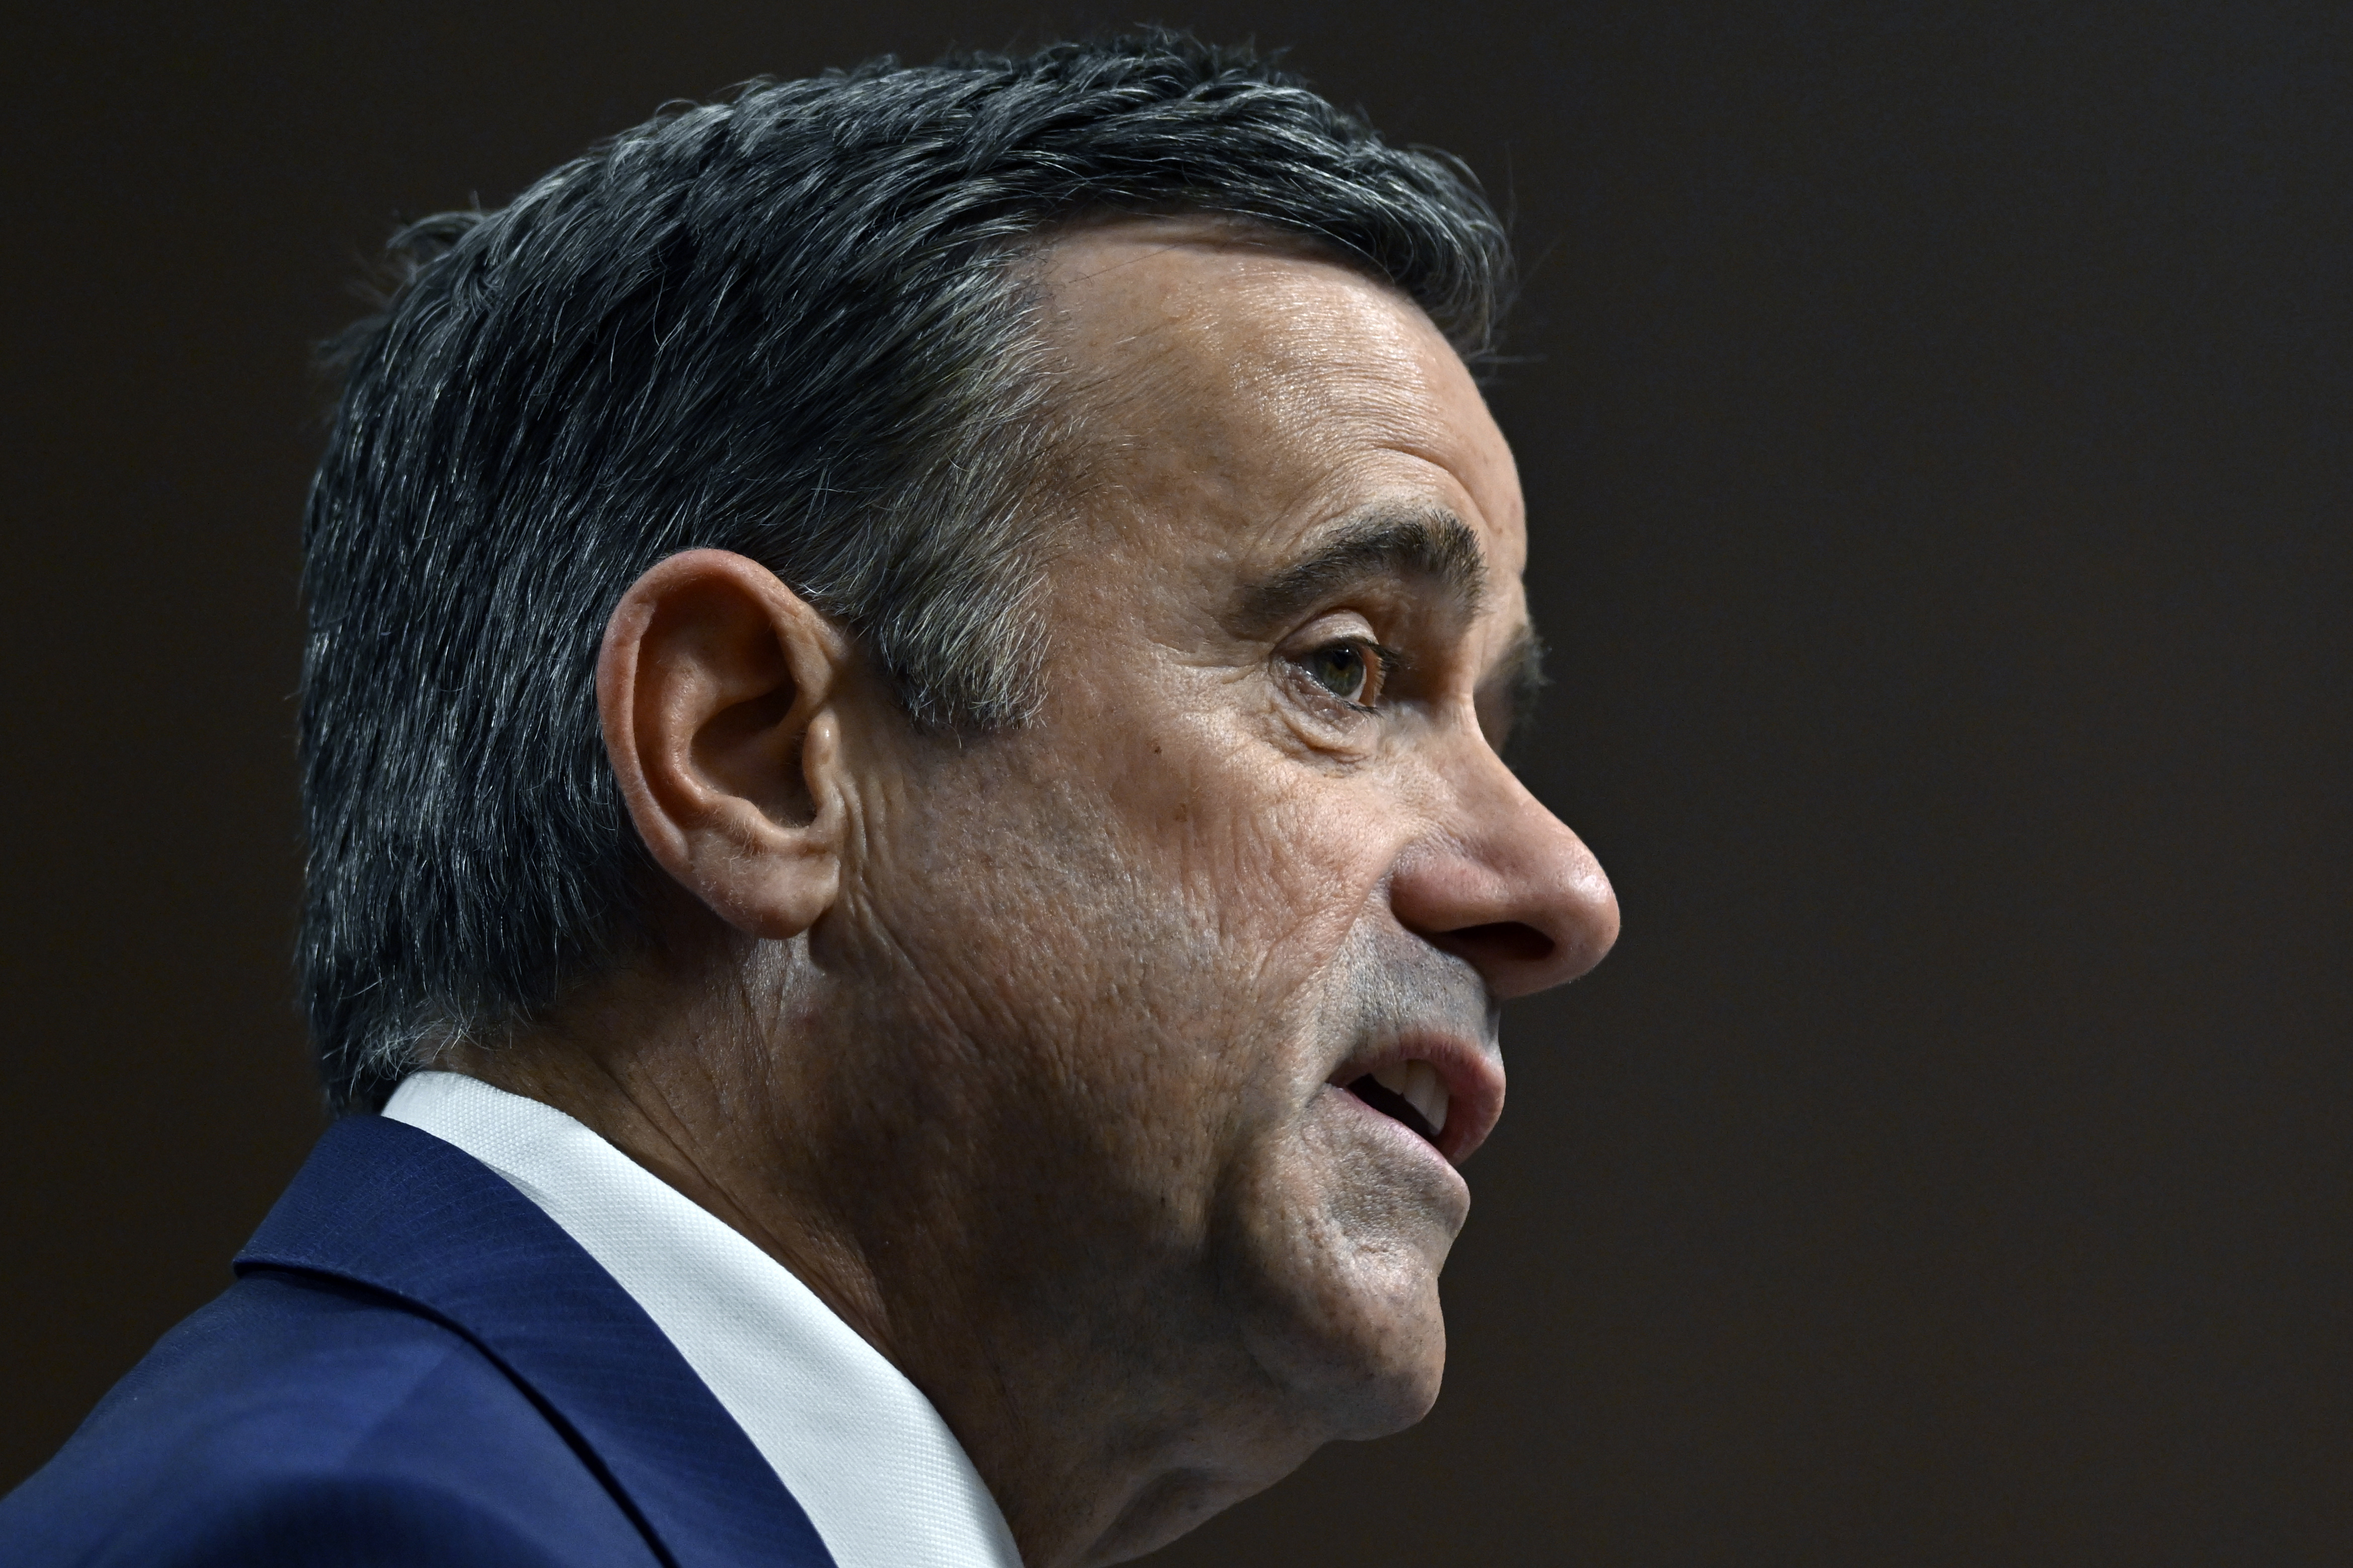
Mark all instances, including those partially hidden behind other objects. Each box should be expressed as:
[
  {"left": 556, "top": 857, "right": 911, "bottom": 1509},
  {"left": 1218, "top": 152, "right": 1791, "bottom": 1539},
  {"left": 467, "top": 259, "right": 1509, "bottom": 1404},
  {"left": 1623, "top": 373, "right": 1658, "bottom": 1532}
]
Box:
[{"left": 1344, "top": 1061, "right": 1449, "bottom": 1147}]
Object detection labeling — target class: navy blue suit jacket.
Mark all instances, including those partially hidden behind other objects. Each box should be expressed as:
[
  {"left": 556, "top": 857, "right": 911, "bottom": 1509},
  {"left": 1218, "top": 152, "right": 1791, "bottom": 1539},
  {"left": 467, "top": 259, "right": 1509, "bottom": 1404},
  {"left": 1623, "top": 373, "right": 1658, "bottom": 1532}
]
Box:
[{"left": 0, "top": 1115, "right": 838, "bottom": 1566}]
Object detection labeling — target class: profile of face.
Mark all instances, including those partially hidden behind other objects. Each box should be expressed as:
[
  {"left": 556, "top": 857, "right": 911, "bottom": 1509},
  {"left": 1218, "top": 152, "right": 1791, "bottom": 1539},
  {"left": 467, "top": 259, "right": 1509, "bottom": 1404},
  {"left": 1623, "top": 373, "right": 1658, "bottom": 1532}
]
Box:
[
  {"left": 582, "top": 218, "right": 1619, "bottom": 1564},
  {"left": 817, "top": 223, "right": 1616, "bottom": 1540}
]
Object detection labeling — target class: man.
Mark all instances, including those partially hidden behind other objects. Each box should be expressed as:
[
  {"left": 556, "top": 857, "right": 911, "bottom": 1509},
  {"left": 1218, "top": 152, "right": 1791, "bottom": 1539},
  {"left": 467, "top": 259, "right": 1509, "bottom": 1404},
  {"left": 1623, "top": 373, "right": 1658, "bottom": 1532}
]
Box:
[{"left": 2, "top": 33, "right": 1616, "bottom": 1568}]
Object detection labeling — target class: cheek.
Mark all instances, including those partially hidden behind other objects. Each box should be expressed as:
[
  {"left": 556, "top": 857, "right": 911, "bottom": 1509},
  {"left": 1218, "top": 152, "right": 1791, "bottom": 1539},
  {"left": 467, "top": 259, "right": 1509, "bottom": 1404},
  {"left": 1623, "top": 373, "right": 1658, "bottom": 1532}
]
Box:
[
  {"left": 837, "top": 749, "right": 1312, "bottom": 1181},
  {"left": 1150, "top": 743, "right": 1403, "bottom": 972},
  {"left": 836, "top": 720, "right": 1417, "bottom": 1216},
  {"left": 1104, "top": 735, "right": 1418, "bottom": 1105}
]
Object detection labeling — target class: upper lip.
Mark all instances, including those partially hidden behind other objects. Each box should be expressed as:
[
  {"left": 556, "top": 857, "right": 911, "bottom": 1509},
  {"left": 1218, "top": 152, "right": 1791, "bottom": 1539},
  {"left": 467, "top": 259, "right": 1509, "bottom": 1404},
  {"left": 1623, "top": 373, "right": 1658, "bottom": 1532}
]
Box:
[{"left": 1327, "top": 1031, "right": 1506, "bottom": 1165}]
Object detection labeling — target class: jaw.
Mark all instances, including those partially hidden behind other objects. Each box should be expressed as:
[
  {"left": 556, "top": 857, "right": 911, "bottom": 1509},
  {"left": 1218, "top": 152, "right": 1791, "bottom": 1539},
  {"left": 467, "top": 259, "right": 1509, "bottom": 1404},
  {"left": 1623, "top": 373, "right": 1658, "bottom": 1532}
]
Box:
[
  {"left": 1056, "top": 1408, "right": 1331, "bottom": 1566},
  {"left": 810, "top": 694, "right": 1474, "bottom": 1560},
  {"left": 1039, "top": 1162, "right": 1458, "bottom": 1568},
  {"left": 925, "top": 1070, "right": 1464, "bottom": 1567}
]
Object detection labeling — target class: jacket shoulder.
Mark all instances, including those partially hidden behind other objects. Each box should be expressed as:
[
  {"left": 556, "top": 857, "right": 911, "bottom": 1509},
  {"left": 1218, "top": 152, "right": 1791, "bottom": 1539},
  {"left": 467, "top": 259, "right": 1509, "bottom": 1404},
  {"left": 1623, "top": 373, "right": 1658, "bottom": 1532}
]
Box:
[{"left": 0, "top": 1268, "right": 661, "bottom": 1568}]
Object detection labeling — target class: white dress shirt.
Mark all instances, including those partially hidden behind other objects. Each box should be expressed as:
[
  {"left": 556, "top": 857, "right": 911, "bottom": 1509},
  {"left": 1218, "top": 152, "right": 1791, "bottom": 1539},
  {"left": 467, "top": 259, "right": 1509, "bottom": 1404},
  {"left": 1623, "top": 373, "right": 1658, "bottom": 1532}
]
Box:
[{"left": 383, "top": 1070, "right": 1024, "bottom": 1568}]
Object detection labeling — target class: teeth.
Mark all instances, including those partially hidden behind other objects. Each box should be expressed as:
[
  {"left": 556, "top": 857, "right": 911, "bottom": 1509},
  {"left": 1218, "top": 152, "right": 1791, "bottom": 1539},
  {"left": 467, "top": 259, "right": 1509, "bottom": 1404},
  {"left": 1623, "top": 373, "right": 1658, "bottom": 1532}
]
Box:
[{"left": 1371, "top": 1060, "right": 1450, "bottom": 1138}]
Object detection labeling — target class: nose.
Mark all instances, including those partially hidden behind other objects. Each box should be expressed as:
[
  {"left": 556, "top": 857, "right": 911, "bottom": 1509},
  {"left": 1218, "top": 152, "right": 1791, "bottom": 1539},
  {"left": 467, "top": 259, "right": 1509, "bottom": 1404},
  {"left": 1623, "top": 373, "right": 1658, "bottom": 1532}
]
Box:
[{"left": 1388, "top": 749, "right": 1620, "bottom": 1002}]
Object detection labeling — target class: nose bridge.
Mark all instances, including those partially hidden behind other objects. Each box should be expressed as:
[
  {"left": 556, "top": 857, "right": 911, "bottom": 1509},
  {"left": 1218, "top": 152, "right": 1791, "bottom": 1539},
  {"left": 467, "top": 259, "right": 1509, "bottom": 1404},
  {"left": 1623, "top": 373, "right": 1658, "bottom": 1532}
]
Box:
[{"left": 1390, "top": 722, "right": 1620, "bottom": 1000}]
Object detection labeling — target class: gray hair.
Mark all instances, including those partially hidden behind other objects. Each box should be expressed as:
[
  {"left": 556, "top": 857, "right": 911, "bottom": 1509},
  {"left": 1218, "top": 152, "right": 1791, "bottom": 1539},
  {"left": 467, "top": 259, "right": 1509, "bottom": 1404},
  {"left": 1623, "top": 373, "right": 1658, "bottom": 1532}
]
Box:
[{"left": 300, "top": 32, "right": 1513, "bottom": 1110}]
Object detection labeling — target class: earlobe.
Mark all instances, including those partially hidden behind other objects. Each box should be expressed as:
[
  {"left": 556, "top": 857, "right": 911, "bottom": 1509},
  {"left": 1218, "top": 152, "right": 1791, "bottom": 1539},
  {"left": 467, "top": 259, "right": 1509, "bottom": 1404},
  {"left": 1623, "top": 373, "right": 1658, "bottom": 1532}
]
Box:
[{"left": 596, "top": 549, "right": 855, "bottom": 942}]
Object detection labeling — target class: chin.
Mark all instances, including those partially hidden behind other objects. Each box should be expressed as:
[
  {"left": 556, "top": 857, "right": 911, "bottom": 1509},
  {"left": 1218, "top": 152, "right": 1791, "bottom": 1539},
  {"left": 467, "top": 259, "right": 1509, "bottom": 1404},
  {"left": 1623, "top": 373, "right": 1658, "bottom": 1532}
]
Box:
[
  {"left": 1256, "top": 1290, "right": 1448, "bottom": 1446},
  {"left": 1322, "top": 1273, "right": 1450, "bottom": 1440},
  {"left": 1219, "top": 1212, "right": 1455, "bottom": 1442}
]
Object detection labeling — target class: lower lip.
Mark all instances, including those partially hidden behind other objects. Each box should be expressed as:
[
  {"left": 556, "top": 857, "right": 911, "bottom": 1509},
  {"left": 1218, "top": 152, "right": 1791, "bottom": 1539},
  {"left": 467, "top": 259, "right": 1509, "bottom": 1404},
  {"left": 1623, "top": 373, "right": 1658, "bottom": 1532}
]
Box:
[{"left": 1322, "top": 1082, "right": 1468, "bottom": 1185}]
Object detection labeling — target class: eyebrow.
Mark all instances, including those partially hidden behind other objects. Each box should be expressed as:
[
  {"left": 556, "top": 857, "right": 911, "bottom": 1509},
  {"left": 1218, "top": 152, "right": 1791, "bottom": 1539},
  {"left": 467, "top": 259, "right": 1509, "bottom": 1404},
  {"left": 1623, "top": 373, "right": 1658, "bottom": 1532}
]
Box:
[{"left": 1234, "top": 504, "right": 1489, "bottom": 631}]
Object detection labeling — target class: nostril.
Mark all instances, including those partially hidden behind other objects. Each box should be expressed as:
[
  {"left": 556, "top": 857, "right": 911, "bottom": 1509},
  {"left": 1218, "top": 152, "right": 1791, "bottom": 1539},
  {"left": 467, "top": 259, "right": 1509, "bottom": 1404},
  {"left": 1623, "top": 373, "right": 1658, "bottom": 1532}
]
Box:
[{"left": 1436, "top": 921, "right": 1555, "bottom": 965}]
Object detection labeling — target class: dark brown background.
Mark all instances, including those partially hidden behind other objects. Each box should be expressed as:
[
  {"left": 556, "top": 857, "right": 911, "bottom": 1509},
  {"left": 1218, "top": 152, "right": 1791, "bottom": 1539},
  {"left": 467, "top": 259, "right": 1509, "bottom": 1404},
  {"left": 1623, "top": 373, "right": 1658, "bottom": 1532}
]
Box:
[{"left": 5, "top": 3, "right": 2347, "bottom": 1563}]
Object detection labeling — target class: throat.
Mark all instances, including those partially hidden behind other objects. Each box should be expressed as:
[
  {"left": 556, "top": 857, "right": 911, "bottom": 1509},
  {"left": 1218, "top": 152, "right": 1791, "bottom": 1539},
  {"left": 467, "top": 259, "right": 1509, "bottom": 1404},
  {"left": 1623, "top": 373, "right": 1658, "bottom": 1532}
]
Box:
[{"left": 1347, "top": 1074, "right": 1437, "bottom": 1144}]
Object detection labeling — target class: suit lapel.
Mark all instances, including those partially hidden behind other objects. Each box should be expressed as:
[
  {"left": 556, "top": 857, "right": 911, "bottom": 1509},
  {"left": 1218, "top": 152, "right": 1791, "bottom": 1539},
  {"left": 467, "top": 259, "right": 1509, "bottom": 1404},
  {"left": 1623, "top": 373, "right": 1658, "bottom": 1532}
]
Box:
[{"left": 237, "top": 1114, "right": 836, "bottom": 1568}]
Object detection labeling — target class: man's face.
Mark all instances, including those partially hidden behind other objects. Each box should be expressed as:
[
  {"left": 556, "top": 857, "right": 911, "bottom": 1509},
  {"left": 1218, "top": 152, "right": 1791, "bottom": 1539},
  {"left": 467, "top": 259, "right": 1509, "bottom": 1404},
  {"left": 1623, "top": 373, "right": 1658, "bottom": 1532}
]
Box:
[{"left": 817, "top": 220, "right": 1617, "bottom": 1514}]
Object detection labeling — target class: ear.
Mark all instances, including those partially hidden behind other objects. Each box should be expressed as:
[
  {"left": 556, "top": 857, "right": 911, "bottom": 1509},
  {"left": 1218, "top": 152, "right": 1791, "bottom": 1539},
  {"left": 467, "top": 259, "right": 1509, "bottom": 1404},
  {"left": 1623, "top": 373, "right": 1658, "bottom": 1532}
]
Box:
[{"left": 597, "top": 549, "right": 853, "bottom": 940}]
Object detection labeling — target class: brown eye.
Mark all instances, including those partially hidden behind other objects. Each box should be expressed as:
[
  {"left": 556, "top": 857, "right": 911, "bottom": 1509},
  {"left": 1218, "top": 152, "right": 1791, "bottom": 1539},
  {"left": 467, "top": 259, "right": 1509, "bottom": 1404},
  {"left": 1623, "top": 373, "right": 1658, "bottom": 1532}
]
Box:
[{"left": 1302, "top": 640, "right": 1383, "bottom": 704}]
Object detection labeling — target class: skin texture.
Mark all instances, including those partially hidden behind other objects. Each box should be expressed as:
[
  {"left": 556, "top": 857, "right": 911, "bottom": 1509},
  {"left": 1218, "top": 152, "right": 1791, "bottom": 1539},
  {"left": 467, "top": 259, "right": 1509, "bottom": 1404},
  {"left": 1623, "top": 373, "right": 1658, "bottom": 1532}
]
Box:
[{"left": 453, "top": 219, "right": 1619, "bottom": 1566}]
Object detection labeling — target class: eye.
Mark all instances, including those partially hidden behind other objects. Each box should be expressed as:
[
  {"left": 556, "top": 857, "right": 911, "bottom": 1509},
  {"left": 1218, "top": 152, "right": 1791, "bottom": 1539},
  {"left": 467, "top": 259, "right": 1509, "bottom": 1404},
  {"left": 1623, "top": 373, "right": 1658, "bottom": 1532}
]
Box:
[{"left": 1298, "top": 638, "right": 1393, "bottom": 707}]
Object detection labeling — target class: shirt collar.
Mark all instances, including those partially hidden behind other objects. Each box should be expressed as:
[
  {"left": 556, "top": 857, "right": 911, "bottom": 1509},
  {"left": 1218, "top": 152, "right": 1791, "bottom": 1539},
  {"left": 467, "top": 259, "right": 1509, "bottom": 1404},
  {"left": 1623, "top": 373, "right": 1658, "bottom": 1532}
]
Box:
[{"left": 385, "top": 1071, "right": 1024, "bottom": 1568}]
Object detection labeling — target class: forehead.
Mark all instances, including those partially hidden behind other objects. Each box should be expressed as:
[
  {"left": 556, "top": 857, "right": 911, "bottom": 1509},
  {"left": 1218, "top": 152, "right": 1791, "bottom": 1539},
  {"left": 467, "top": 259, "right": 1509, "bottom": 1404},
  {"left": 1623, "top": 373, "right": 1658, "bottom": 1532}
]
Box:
[{"left": 1035, "top": 220, "right": 1527, "bottom": 590}]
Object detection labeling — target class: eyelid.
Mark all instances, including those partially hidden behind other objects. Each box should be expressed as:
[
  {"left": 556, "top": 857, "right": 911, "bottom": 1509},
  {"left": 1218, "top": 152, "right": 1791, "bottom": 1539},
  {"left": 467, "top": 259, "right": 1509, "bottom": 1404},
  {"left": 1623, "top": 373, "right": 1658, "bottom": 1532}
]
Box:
[{"left": 1287, "top": 606, "right": 1379, "bottom": 641}]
